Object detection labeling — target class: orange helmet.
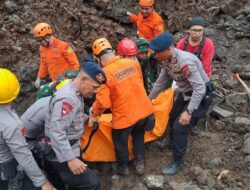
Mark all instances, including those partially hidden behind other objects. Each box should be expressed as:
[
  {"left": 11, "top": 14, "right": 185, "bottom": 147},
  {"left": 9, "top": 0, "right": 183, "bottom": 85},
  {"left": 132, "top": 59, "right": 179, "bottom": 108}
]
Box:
[
  {"left": 92, "top": 38, "right": 112, "bottom": 56},
  {"left": 33, "top": 22, "right": 52, "bottom": 38},
  {"left": 117, "top": 38, "right": 138, "bottom": 56},
  {"left": 139, "top": 0, "right": 155, "bottom": 6}
]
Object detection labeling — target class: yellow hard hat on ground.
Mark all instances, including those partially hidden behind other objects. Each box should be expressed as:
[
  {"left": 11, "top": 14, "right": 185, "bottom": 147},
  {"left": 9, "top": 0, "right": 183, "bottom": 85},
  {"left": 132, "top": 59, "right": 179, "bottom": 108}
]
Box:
[
  {"left": 33, "top": 22, "right": 52, "bottom": 38},
  {"left": 92, "top": 38, "right": 112, "bottom": 56},
  {"left": 0, "top": 68, "right": 20, "bottom": 104}
]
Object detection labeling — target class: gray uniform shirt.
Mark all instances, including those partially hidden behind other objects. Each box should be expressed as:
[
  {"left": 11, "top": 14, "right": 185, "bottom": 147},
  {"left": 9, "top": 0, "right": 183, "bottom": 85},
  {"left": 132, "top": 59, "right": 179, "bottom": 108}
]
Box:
[
  {"left": 45, "top": 82, "right": 88, "bottom": 163},
  {"left": 0, "top": 104, "right": 47, "bottom": 187},
  {"left": 21, "top": 96, "right": 51, "bottom": 150},
  {"left": 149, "top": 48, "right": 210, "bottom": 113}
]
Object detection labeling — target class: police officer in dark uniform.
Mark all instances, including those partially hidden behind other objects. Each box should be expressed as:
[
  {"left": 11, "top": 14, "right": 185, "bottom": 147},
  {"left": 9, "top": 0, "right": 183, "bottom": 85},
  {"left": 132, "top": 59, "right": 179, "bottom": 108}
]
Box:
[
  {"left": 149, "top": 33, "right": 214, "bottom": 174},
  {"left": 44, "top": 62, "right": 106, "bottom": 190},
  {"left": 0, "top": 68, "right": 55, "bottom": 190}
]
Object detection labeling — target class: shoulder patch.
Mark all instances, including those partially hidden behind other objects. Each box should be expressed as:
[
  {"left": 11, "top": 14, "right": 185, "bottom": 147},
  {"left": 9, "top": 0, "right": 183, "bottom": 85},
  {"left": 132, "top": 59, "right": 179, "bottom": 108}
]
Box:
[
  {"left": 66, "top": 46, "right": 73, "bottom": 54},
  {"left": 181, "top": 65, "right": 191, "bottom": 77},
  {"left": 21, "top": 127, "right": 26, "bottom": 136},
  {"left": 171, "top": 57, "right": 179, "bottom": 71},
  {"left": 156, "top": 24, "right": 164, "bottom": 32},
  {"left": 96, "top": 73, "right": 106, "bottom": 83},
  {"left": 61, "top": 101, "right": 73, "bottom": 117}
]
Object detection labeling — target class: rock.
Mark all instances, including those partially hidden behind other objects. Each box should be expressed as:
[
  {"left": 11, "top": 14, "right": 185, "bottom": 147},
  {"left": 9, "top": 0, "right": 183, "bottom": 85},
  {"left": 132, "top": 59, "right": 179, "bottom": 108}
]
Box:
[
  {"left": 212, "top": 106, "right": 234, "bottom": 118},
  {"left": 224, "top": 79, "right": 239, "bottom": 89},
  {"left": 88, "top": 20, "right": 99, "bottom": 30},
  {"left": 17, "top": 0, "right": 26, "bottom": 5},
  {"left": 213, "top": 120, "right": 226, "bottom": 131},
  {"left": 240, "top": 50, "right": 250, "bottom": 58},
  {"left": 214, "top": 181, "right": 225, "bottom": 190},
  {"left": 4, "top": 1, "right": 18, "bottom": 14},
  {"left": 20, "top": 65, "right": 37, "bottom": 82},
  {"left": 189, "top": 166, "right": 212, "bottom": 186},
  {"left": 244, "top": 155, "right": 250, "bottom": 164},
  {"left": 144, "top": 175, "right": 164, "bottom": 189},
  {"left": 197, "top": 170, "right": 209, "bottom": 185},
  {"left": 12, "top": 43, "right": 22, "bottom": 51},
  {"left": 168, "top": 181, "right": 201, "bottom": 190},
  {"left": 237, "top": 181, "right": 244, "bottom": 188},
  {"left": 242, "top": 136, "right": 250, "bottom": 154},
  {"left": 227, "top": 94, "right": 248, "bottom": 106},
  {"left": 205, "top": 28, "right": 216, "bottom": 39},
  {"left": 235, "top": 14, "right": 245, "bottom": 20},
  {"left": 207, "top": 157, "right": 223, "bottom": 169},
  {"left": 244, "top": 6, "right": 250, "bottom": 15},
  {"left": 215, "top": 45, "right": 228, "bottom": 60},
  {"left": 7, "top": 14, "right": 22, "bottom": 25},
  {"left": 239, "top": 64, "right": 250, "bottom": 79},
  {"left": 234, "top": 117, "right": 250, "bottom": 126},
  {"left": 226, "top": 29, "right": 236, "bottom": 39},
  {"left": 212, "top": 168, "right": 220, "bottom": 176},
  {"left": 110, "top": 175, "right": 123, "bottom": 190},
  {"left": 241, "top": 72, "right": 250, "bottom": 79},
  {"left": 123, "top": 175, "right": 140, "bottom": 189},
  {"left": 131, "top": 182, "right": 148, "bottom": 190},
  {"left": 247, "top": 14, "right": 250, "bottom": 21},
  {"left": 207, "top": 176, "right": 216, "bottom": 189},
  {"left": 233, "top": 122, "right": 249, "bottom": 135}
]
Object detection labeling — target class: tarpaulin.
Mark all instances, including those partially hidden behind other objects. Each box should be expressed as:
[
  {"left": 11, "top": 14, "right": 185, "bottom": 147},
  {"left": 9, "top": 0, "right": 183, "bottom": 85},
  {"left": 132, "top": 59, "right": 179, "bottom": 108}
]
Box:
[{"left": 81, "top": 88, "right": 174, "bottom": 162}]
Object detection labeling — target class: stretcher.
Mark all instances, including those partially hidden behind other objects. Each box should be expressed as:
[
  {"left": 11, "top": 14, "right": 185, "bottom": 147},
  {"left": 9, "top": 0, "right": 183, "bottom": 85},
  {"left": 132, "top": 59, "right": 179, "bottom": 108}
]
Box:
[{"left": 81, "top": 88, "right": 174, "bottom": 162}]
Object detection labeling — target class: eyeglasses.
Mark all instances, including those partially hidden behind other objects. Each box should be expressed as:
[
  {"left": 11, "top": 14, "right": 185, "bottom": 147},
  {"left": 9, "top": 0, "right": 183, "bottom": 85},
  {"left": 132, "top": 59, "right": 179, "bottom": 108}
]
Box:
[{"left": 190, "top": 29, "right": 204, "bottom": 33}]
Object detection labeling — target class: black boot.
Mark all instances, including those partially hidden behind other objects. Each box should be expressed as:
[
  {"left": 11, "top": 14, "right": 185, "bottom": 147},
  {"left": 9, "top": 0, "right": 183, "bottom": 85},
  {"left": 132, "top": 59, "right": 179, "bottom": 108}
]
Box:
[
  {"left": 162, "top": 160, "right": 185, "bottom": 175},
  {"left": 190, "top": 125, "right": 198, "bottom": 136}
]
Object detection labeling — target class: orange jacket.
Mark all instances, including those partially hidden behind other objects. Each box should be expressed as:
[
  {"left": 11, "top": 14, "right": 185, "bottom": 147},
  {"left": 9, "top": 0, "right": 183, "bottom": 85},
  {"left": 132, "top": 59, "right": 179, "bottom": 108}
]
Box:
[
  {"left": 92, "top": 57, "right": 154, "bottom": 129},
  {"left": 130, "top": 11, "right": 164, "bottom": 41},
  {"left": 37, "top": 37, "right": 80, "bottom": 81}
]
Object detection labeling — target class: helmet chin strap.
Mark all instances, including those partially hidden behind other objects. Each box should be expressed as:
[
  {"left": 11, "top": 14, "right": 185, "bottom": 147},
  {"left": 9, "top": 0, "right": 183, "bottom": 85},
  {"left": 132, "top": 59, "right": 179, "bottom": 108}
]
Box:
[
  {"left": 99, "top": 59, "right": 104, "bottom": 68},
  {"left": 42, "top": 36, "right": 53, "bottom": 47},
  {"left": 43, "top": 41, "right": 50, "bottom": 47}
]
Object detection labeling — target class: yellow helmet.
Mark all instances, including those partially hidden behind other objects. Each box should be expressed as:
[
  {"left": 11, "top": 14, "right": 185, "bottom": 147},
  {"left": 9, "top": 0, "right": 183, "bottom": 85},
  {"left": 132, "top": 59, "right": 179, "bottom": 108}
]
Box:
[
  {"left": 33, "top": 22, "right": 52, "bottom": 38},
  {"left": 92, "top": 38, "right": 112, "bottom": 56},
  {"left": 0, "top": 68, "right": 20, "bottom": 104},
  {"left": 56, "top": 79, "right": 71, "bottom": 90}
]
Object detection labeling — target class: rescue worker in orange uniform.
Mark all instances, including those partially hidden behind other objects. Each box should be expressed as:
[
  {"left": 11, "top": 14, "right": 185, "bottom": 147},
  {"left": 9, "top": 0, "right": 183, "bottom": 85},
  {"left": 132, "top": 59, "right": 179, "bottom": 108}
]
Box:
[
  {"left": 127, "top": 0, "right": 164, "bottom": 41},
  {"left": 91, "top": 38, "right": 154, "bottom": 175},
  {"left": 33, "top": 22, "right": 80, "bottom": 88}
]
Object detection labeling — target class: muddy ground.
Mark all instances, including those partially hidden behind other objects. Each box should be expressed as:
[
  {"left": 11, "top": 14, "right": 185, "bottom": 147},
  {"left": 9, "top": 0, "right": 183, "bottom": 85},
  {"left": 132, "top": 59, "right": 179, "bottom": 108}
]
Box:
[{"left": 1, "top": 0, "right": 250, "bottom": 189}]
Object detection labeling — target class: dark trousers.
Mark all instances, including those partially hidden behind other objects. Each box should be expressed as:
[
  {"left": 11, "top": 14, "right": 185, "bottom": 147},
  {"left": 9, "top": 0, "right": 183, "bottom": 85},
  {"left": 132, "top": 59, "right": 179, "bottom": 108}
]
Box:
[
  {"left": 112, "top": 116, "right": 149, "bottom": 168},
  {"left": 49, "top": 160, "right": 100, "bottom": 190},
  {"left": 22, "top": 175, "right": 41, "bottom": 190},
  {"left": 0, "top": 180, "right": 8, "bottom": 190},
  {"left": 32, "top": 150, "right": 66, "bottom": 190},
  {"left": 168, "top": 91, "right": 213, "bottom": 162},
  {"left": 0, "top": 174, "right": 41, "bottom": 190}
]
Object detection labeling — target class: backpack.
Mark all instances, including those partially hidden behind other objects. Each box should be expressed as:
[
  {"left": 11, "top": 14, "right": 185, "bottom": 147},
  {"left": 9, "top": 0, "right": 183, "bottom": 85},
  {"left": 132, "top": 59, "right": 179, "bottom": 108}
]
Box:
[{"left": 183, "top": 35, "right": 206, "bottom": 61}]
